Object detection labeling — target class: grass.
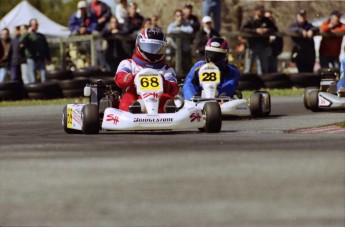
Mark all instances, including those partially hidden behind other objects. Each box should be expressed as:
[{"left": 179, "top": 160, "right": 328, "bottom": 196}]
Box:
[
  {"left": 0, "top": 88, "right": 304, "bottom": 107},
  {"left": 336, "top": 122, "right": 345, "bottom": 128}
]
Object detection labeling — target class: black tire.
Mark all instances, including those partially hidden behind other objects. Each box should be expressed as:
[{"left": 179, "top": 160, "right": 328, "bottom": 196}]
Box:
[
  {"left": 259, "top": 73, "right": 288, "bottom": 82},
  {"left": 62, "top": 105, "right": 81, "bottom": 134},
  {"left": 308, "top": 90, "right": 320, "bottom": 112},
  {"left": 250, "top": 92, "right": 265, "bottom": 118},
  {"left": 201, "top": 102, "right": 222, "bottom": 133},
  {"left": 58, "top": 78, "right": 90, "bottom": 90},
  {"left": 62, "top": 89, "right": 84, "bottom": 98},
  {"left": 264, "top": 80, "right": 292, "bottom": 89},
  {"left": 72, "top": 68, "right": 102, "bottom": 78},
  {"left": 0, "top": 81, "right": 23, "bottom": 90},
  {"left": 0, "top": 89, "right": 23, "bottom": 101},
  {"left": 254, "top": 91, "right": 271, "bottom": 117},
  {"left": 46, "top": 70, "right": 73, "bottom": 80},
  {"left": 81, "top": 104, "right": 100, "bottom": 134},
  {"left": 303, "top": 87, "right": 318, "bottom": 110},
  {"left": 239, "top": 73, "right": 258, "bottom": 81},
  {"left": 238, "top": 80, "right": 263, "bottom": 91},
  {"left": 289, "top": 73, "right": 321, "bottom": 87}
]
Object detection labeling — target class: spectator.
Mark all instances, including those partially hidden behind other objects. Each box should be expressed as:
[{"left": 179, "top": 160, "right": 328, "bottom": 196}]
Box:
[
  {"left": 202, "top": 0, "right": 221, "bottom": 33},
  {"left": 167, "top": 9, "right": 194, "bottom": 75},
  {"left": 68, "top": 1, "right": 98, "bottom": 35},
  {"left": 183, "top": 3, "right": 200, "bottom": 33},
  {"left": 19, "top": 24, "right": 32, "bottom": 84},
  {"left": 102, "top": 16, "right": 127, "bottom": 72},
  {"left": 265, "top": 10, "right": 283, "bottom": 73},
  {"left": 20, "top": 19, "right": 51, "bottom": 83},
  {"left": 115, "top": 0, "right": 128, "bottom": 26},
  {"left": 151, "top": 15, "right": 162, "bottom": 31},
  {"left": 0, "top": 28, "right": 11, "bottom": 83},
  {"left": 123, "top": 1, "right": 144, "bottom": 34},
  {"left": 319, "top": 10, "right": 345, "bottom": 70},
  {"left": 194, "top": 16, "right": 220, "bottom": 61},
  {"left": 9, "top": 26, "right": 23, "bottom": 82},
  {"left": 89, "top": 0, "right": 112, "bottom": 32},
  {"left": 288, "top": 9, "right": 318, "bottom": 73},
  {"left": 141, "top": 17, "right": 152, "bottom": 30},
  {"left": 242, "top": 4, "right": 277, "bottom": 74}
]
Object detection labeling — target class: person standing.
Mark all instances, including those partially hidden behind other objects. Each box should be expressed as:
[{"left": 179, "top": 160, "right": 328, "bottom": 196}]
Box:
[
  {"left": 68, "top": 1, "right": 98, "bottom": 35},
  {"left": 319, "top": 10, "right": 345, "bottom": 70},
  {"left": 241, "top": 4, "right": 277, "bottom": 74},
  {"left": 202, "top": 0, "right": 221, "bottom": 33},
  {"left": 183, "top": 3, "right": 200, "bottom": 33},
  {"left": 288, "top": 9, "right": 319, "bottom": 73},
  {"left": 19, "top": 25, "right": 32, "bottom": 84},
  {"left": 167, "top": 9, "right": 194, "bottom": 75},
  {"left": 20, "top": 19, "right": 51, "bottom": 83},
  {"left": 0, "top": 28, "right": 11, "bottom": 83},
  {"left": 265, "top": 10, "right": 283, "bottom": 73},
  {"left": 89, "top": 0, "right": 112, "bottom": 32},
  {"left": 194, "top": 16, "right": 220, "bottom": 61},
  {"left": 9, "top": 26, "right": 24, "bottom": 82}
]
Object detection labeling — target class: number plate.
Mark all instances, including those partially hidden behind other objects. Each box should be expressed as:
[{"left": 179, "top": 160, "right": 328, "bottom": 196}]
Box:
[
  {"left": 67, "top": 107, "right": 73, "bottom": 128},
  {"left": 139, "top": 75, "right": 162, "bottom": 91},
  {"left": 199, "top": 71, "right": 220, "bottom": 83}
]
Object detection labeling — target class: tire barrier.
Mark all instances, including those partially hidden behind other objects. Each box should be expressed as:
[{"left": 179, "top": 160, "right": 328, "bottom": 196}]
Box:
[
  {"left": 58, "top": 78, "right": 90, "bottom": 98},
  {"left": 288, "top": 73, "right": 320, "bottom": 88},
  {"left": 238, "top": 73, "right": 263, "bottom": 91},
  {"left": 260, "top": 73, "right": 292, "bottom": 89},
  {"left": 46, "top": 70, "right": 73, "bottom": 81},
  {"left": 0, "top": 81, "right": 24, "bottom": 101},
  {"left": 24, "top": 82, "right": 63, "bottom": 100}
]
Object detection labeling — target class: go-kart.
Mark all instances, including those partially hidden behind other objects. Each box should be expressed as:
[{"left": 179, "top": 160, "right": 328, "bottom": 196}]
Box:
[
  {"left": 62, "top": 68, "right": 222, "bottom": 134},
  {"left": 304, "top": 70, "right": 345, "bottom": 112},
  {"left": 182, "top": 63, "right": 271, "bottom": 118}
]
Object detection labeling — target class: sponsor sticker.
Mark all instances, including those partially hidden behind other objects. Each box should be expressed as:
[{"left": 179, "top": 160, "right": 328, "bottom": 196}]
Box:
[
  {"left": 133, "top": 118, "right": 173, "bottom": 123},
  {"left": 106, "top": 114, "right": 120, "bottom": 124},
  {"left": 67, "top": 107, "right": 73, "bottom": 128},
  {"left": 318, "top": 96, "right": 331, "bottom": 107},
  {"left": 190, "top": 112, "right": 201, "bottom": 122}
]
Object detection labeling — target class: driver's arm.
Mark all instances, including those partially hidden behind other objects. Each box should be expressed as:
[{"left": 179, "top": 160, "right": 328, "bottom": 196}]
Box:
[
  {"left": 219, "top": 65, "right": 240, "bottom": 97},
  {"left": 182, "top": 62, "right": 203, "bottom": 100},
  {"left": 115, "top": 60, "right": 135, "bottom": 89}
]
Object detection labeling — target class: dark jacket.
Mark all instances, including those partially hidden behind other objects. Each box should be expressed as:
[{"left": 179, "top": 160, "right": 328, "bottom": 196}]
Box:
[
  {"left": 89, "top": 1, "right": 112, "bottom": 31},
  {"left": 19, "top": 32, "right": 51, "bottom": 61},
  {"left": 241, "top": 16, "right": 277, "bottom": 47},
  {"left": 185, "top": 14, "right": 200, "bottom": 33},
  {"left": 122, "top": 13, "right": 144, "bottom": 34},
  {"left": 9, "top": 35, "right": 25, "bottom": 66},
  {"left": 194, "top": 28, "right": 220, "bottom": 58},
  {"left": 288, "top": 21, "right": 318, "bottom": 54},
  {"left": 0, "top": 38, "right": 11, "bottom": 67}
]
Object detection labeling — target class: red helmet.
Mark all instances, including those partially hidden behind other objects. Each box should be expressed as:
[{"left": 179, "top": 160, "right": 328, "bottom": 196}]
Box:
[
  {"left": 136, "top": 28, "right": 168, "bottom": 63},
  {"left": 205, "top": 37, "right": 229, "bottom": 68}
]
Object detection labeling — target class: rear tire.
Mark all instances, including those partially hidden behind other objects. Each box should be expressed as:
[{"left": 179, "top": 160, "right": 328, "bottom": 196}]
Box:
[
  {"left": 308, "top": 90, "right": 320, "bottom": 112},
  {"left": 202, "top": 102, "right": 222, "bottom": 133},
  {"left": 81, "top": 104, "right": 100, "bottom": 134},
  {"left": 250, "top": 92, "right": 265, "bottom": 118}
]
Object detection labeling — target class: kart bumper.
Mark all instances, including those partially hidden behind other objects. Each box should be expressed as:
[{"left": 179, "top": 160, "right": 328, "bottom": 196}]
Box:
[{"left": 318, "top": 92, "right": 345, "bottom": 110}]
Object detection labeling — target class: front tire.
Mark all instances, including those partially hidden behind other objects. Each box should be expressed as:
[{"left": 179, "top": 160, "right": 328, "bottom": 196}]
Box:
[
  {"left": 308, "top": 90, "right": 320, "bottom": 112},
  {"left": 202, "top": 102, "right": 222, "bottom": 133},
  {"left": 81, "top": 104, "right": 100, "bottom": 134}
]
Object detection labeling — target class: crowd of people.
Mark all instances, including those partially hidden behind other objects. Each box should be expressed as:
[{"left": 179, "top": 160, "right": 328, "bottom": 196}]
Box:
[{"left": 0, "top": 0, "right": 344, "bottom": 85}]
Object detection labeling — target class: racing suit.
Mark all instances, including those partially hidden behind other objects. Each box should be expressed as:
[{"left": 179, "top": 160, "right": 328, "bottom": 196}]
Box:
[
  {"left": 115, "top": 52, "right": 179, "bottom": 113},
  {"left": 182, "top": 61, "right": 240, "bottom": 100}
]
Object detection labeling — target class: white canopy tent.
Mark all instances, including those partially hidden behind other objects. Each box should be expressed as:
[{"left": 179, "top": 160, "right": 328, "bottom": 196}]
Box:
[{"left": 0, "top": 0, "right": 70, "bottom": 37}]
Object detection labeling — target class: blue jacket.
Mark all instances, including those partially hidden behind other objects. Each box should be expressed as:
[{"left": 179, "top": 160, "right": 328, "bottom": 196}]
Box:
[
  {"left": 337, "top": 58, "right": 345, "bottom": 90},
  {"left": 182, "top": 61, "right": 240, "bottom": 100}
]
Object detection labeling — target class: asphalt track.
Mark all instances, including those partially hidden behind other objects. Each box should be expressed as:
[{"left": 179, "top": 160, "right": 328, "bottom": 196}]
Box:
[{"left": 0, "top": 96, "right": 344, "bottom": 227}]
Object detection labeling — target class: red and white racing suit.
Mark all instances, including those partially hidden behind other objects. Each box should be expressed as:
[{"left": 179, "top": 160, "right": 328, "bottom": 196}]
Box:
[{"left": 115, "top": 53, "right": 179, "bottom": 113}]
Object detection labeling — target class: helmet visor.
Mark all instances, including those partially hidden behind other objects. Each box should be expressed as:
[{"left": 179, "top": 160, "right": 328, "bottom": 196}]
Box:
[
  {"left": 205, "top": 50, "right": 227, "bottom": 64},
  {"left": 137, "top": 37, "right": 167, "bottom": 55}
]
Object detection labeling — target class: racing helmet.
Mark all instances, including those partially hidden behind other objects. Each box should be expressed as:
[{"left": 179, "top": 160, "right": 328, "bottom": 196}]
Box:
[
  {"left": 136, "top": 28, "right": 168, "bottom": 63},
  {"left": 205, "top": 37, "right": 229, "bottom": 68}
]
